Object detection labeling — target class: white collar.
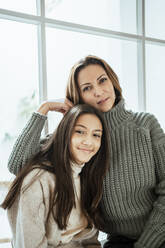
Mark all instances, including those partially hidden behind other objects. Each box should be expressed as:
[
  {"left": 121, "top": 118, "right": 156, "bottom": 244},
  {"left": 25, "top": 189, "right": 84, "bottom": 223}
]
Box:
[{"left": 71, "top": 161, "right": 85, "bottom": 178}]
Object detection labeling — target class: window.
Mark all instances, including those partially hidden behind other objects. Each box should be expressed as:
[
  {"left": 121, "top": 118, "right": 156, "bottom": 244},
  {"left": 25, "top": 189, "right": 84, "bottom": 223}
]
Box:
[
  {"left": 146, "top": 43, "right": 165, "bottom": 130},
  {"left": 0, "top": 18, "right": 39, "bottom": 245},
  {"left": 46, "top": 27, "right": 138, "bottom": 132},
  {"left": 145, "top": 0, "right": 165, "bottom": 40},
  {"left": 45, "top": 0, "right": 137, "bottom": 34},
  {"left": 0, "top": 0, "right": 165, "bottom": 245}
]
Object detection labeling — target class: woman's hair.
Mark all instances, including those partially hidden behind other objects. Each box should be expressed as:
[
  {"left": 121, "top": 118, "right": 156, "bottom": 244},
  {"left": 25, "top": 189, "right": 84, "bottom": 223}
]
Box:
[
  {"left": 66, "top": 55, "right": 123, "bottom": 105},
  {"left": 1, "top": 104, "right": 110, "bottom": 230}
]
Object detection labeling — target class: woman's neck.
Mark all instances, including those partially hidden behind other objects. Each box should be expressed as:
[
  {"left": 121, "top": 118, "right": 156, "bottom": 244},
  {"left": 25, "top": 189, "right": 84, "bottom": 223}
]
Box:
[{"left": 103, "top": 98, "right": 132, "bottom": 129}]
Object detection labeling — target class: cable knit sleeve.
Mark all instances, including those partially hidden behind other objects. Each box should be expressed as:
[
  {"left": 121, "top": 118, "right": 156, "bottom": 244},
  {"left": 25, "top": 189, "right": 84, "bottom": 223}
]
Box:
[
  {"left": 135, "top": 115, "right": 165, "bottom": 248},
  {"left": 13, "top": 170, "right": 48, "bottom": 248},
  {"left": 8, "top": 112, "right": 48, "bottom": 175}
]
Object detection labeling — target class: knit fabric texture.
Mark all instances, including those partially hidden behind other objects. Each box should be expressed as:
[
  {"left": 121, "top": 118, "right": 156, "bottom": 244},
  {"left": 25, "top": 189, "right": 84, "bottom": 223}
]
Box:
[
  {"left": 8, "top": 100, "right": 165, "bottom": 248},
  {"left": 8, "top": 167, "right": 99, "bottom": 248}
]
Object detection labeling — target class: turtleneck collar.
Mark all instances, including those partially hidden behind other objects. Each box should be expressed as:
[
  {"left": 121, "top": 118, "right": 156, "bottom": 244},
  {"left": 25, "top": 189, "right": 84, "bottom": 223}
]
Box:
[
  {"left": 71, "top": 161, "right": 85, "bottom": 178},
  {"left": 103, "top": 99, "right": 132, "bottom": 129}
]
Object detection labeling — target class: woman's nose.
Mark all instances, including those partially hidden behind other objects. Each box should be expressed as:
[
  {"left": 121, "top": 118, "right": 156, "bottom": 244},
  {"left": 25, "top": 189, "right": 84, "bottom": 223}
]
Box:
[{"left": 93, "top": 86, "right": 102, "bottom": 97}]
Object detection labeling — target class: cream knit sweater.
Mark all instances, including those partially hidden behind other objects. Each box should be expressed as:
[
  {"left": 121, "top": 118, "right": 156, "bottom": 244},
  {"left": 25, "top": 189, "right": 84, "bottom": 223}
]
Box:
[{"left": 7, "top": 164, "right": 100, "bottom": 248}]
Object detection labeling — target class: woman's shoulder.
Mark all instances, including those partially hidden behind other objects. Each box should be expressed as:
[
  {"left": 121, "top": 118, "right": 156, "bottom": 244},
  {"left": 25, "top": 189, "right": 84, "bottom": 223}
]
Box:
[{"left": 130, "top": 111, "right": 158, "bottom": 129}]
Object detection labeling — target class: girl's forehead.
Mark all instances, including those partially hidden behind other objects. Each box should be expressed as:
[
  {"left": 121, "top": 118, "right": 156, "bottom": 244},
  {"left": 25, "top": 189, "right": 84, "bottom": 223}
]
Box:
[{"left": 75, "top": 114, "right": 102, "bottom": 130}]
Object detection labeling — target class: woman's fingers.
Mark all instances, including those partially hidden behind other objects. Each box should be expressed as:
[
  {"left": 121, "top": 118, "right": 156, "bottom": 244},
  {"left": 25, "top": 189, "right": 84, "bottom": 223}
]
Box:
[
  {"left": 37, "top": 99, "right": 74, "bottom": 116},
  {"left": 64, "top": 98, "right": 74, "bottom": 108}
]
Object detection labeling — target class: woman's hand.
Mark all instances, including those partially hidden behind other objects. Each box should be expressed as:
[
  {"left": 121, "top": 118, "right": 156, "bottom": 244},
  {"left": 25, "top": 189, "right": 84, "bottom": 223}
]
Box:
[{"left": 37, "top": 98, "right": 74, "bottom": 116}]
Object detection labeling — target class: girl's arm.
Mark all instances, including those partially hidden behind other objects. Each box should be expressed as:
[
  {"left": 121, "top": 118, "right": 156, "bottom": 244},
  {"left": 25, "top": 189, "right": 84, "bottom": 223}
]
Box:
[
  {"left": 10, "top": 170, "right": 48, "bottom": 248},
  {"left": 81, "top": 230, "right": 101, "bottom": 247},
  {"left": 8, "top": 99, "right": 73, "bottom": 175}
]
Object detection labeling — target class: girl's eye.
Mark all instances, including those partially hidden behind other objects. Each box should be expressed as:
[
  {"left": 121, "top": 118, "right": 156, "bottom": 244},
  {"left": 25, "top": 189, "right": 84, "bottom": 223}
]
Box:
[
  {"left": 82, "top": 86, "right": 91, "bottom": 92},
  {"left": 99, "top": 77, "right": 107, "bottom": 83},
  {"left": 75, "top": 130, "right": 84, "bottom": 134},
  {"left": 93, "top": 134, "right": 101, "bottom": 138}
]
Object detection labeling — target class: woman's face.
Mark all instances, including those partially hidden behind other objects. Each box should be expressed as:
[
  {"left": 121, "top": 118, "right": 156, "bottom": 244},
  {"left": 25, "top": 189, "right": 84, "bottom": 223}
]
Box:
[
  {"left": 78, "top": 64, "right": 116, "bottom": 112},
  {"left": 70, "top": 113, "right": 102, "bottom": 165}
]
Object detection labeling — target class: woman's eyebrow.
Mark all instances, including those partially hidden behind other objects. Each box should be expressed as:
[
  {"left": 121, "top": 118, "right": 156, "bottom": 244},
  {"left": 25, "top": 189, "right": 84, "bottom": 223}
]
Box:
[
  {"left": 97, "top": 73, "right": 106, "bottom": 80},
  {"left": 79, "top": 82, "right": 91, "bottom": 87},
  {"left": 79, "top": 74, "right": 107, "bottom": 87}
]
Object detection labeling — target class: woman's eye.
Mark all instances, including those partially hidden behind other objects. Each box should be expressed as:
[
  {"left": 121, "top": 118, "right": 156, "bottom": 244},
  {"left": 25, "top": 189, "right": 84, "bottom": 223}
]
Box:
[
  {"left": 99, "top": 77, "right": 107, "bottom": 83},
  {"left": 83, "top": 86, "right": 91, "bottom": 92}
]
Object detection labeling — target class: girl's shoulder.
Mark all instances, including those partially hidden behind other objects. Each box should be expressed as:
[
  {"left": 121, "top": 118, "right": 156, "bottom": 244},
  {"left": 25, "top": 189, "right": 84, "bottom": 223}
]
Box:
[{"left": 22, "top": 167, "right": 55, "bottom": 192}]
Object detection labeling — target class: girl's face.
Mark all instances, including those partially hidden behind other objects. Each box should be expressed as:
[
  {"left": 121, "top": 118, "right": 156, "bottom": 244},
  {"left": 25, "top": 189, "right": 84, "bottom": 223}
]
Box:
[
  {"left": 78, "top": 64, "right": 116, "bottom": 112},
  {"left": 70, "top": 114, "right": 102, "bottom": 165}
]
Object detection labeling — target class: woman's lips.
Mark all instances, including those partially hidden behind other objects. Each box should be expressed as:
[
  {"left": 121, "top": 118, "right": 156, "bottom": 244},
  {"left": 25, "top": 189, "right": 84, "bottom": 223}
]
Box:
[{"left": 97, "top": 97, "right": 109, "bottom": 105}]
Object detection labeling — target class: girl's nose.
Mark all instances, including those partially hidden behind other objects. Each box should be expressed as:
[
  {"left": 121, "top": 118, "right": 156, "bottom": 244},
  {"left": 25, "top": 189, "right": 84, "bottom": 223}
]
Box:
[{"left": 82, "top": 137, "right": 92, "bottom": 146}]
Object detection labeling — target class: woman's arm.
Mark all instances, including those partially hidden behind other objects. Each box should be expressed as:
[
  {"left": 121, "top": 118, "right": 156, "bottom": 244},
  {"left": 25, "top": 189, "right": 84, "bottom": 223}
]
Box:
[
  {"left": 8, "top": 112, "right": 47, "bottom": 175},
  {"left": 8, "top": 99, "right": 73, "bottom": 175},
  {"left": 135, "top": 115, "right": 165, "bottom": 248}
]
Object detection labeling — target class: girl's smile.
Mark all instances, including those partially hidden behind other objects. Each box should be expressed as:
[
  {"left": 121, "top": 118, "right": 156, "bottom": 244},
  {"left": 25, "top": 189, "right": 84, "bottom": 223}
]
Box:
[{"left": 70, "top": 113, "right": 102, "bottom": 165}]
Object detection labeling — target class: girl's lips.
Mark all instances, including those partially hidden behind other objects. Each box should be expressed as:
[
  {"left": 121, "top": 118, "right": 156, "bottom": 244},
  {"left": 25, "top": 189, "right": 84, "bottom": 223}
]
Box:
[{"left": 78, "top": 148, "right": 93, "bottom": 153}]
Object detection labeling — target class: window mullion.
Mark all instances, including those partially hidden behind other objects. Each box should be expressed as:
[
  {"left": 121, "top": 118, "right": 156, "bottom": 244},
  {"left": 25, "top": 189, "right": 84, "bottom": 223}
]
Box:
[
  {"left": 37, "top": 0, "right": 48, "bottom": 134},
  {"left": 136, "top": 0, "right": 146, "bottom": 112}
]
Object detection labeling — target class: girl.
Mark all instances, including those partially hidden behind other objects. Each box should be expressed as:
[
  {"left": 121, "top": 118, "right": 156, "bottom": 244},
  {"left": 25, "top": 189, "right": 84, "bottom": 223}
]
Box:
[
  {"left": 2, "top": 104, "right": 110, "bottom": 248},
  {"left": 7, "top": 55, "right": 165, "bottom": 248}
]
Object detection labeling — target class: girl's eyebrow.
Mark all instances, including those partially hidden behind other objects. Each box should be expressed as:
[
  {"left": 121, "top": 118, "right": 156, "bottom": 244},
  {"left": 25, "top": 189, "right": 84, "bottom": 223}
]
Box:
[
  {"left": 75, "top": 124, "right": 103, "bottom": 132},
  {"left": 75, "top": 124, "right": 87, "bottom": 129},
  {"left": 79, "top": 74, "right": 106, "bottom": 87}
]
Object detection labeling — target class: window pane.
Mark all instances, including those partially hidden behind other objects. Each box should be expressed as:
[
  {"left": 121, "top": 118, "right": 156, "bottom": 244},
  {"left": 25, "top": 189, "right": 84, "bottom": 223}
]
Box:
[
  {"left": 0, "top": 244, "right": 11, "bottom": 248},
  {"left": 45, "top": 0, "right": 137, "bottom": 34},
  {"left": 0, "top": 19, "right": 39, "bottom": 181},
  {"left": 146, "top": 43, "right": 165, "bottom": 130},
  {"left": 0, "top": 0, "right": 37, "bottom": 15},
  {"left": 46, "top": 27, "right": 138, "bottom": 133},
  {"left": 145, "top": 0, "right": 165, "bottom": 40}
]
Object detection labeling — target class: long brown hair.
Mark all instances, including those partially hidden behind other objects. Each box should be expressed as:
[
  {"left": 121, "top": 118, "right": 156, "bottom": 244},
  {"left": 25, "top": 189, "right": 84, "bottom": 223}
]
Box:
[
  {"left": 66, "top": 55, "right": 123, "bottom": 105},
  {"left": 1, "top": 104, "right": 110, "bottom": 230}
]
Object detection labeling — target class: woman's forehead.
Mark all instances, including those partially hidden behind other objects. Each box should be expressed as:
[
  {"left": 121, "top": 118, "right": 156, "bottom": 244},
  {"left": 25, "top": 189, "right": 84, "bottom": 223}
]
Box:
[{"left": 77, "top": 64, "right": 106, "bottom": 85}]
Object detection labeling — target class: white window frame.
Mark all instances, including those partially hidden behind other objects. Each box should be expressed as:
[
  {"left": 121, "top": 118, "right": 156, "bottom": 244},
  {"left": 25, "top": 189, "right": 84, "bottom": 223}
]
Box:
[{"left": 0, "top": 0, "right": 165, "bottom": 244}]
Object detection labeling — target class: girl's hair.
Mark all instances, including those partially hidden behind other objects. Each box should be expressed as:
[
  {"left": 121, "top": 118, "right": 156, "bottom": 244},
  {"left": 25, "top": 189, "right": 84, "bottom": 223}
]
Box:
[
  {"left": 1, "top": 104, "right": 110, "bottom": 230},
  {"left": 66, "top": 55, "right": 123, "bottom": 105}
]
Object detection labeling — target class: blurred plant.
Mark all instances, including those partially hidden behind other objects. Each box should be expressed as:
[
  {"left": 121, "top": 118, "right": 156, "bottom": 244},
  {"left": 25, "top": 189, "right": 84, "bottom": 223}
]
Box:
[
  {"left": 2, "top": 90, "right": 38, "bottom": 143},
  {"left": 2, "top": 132, "right": 16, "bottom": 143},
  {"left": 18, "top": 90, "right": 38, "bottom": 120}
]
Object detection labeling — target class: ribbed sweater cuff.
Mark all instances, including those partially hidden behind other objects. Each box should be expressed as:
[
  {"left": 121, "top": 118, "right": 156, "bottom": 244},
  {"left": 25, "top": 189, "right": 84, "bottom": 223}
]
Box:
[
  {"left": 134, "top": 211, "right": 165, "bottom": 248},
  {"left": 27, "top": 112, "right": 47, "bottom": 134},
  {"left": 135, "top": 231, "right": 165, "bottom": 248}
]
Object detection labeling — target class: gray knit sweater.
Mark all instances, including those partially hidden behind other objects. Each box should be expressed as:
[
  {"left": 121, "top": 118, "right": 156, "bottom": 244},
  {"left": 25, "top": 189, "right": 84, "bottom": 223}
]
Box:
[{"left": 8, "top": 99, "right": 165, "bottom": 248}]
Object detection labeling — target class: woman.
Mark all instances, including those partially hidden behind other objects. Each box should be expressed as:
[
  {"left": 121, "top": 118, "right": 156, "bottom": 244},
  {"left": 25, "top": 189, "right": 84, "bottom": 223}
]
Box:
[
  {"left": 7, "top": 55, "right": 165, "bottom": 248},
  {"left": 2, "top": 104, "right": 110, "bottom": 248}
]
